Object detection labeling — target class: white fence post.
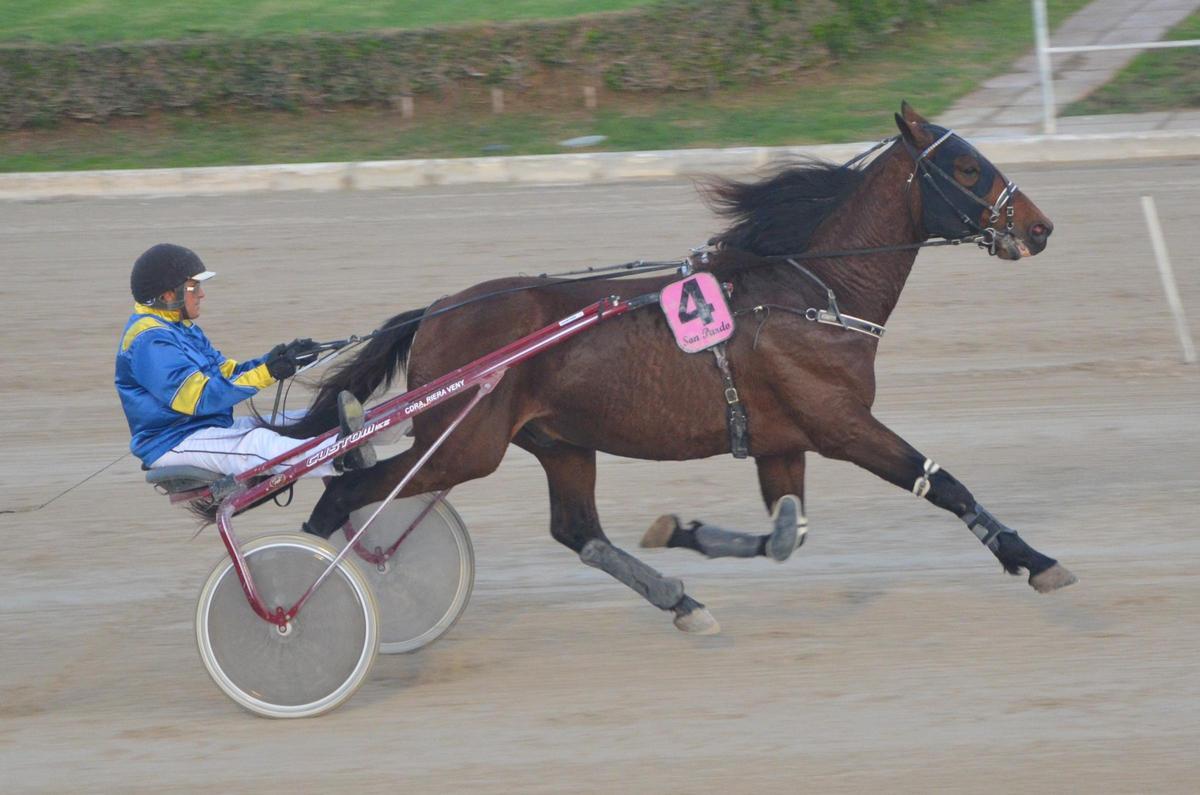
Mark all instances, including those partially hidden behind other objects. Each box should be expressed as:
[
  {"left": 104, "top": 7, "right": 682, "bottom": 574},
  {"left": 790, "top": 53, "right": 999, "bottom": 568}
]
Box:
[
  {"left": 1029, "top": 0, "right": 1200, "bottom": 135},
  {"left": 1031, "top": 0, "right": 1057, "bottom": 135}
]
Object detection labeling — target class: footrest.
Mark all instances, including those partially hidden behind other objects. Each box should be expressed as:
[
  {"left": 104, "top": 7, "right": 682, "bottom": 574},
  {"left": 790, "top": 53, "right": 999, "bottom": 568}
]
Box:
[{"left": 146, "top": 465, "right": 224, "bottom": 494}]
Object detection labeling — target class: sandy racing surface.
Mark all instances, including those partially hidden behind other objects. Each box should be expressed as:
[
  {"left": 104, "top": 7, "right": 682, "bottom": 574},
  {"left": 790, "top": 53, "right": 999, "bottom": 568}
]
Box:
[{"left": 2, "top": 158, "right": 1199, "bottom": 792}]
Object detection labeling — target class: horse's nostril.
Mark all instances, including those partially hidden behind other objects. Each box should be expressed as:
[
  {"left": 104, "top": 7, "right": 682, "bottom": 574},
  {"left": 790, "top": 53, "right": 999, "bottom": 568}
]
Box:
[{"left": 1030, "top": 223, "right": 1050, "bottom": 241}]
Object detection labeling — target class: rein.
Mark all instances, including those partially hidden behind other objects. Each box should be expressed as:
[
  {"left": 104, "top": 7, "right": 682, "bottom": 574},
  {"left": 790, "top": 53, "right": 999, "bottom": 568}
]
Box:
[
  {"left": 321, "top": 235, "right": 988, "bottom": 353},
  {"left": 755, "top": 235, "right": 985, "bottom": 340},
  {"left": 306, "top": 259, "right": 688, "bottom": 354},
  {"left": 303, "top": 133, "right": 1009, "bottom": 361}
]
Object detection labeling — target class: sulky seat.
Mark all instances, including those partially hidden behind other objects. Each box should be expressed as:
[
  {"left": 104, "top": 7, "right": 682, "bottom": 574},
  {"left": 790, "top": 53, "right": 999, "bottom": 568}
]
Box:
[{"left": 145, "top": 465, "right": 225, "bottom": 494}]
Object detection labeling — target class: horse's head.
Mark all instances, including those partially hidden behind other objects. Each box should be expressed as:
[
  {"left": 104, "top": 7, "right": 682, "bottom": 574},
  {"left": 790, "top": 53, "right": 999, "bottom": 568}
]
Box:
[{"left": 894, "top": 102, "right": 1052, "bottom": 260}]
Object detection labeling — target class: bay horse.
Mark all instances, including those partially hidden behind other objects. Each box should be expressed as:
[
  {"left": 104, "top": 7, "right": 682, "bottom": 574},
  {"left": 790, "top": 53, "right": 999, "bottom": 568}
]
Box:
[{"left": 282, "top": 103, "right": 1076, "bottom": 634}]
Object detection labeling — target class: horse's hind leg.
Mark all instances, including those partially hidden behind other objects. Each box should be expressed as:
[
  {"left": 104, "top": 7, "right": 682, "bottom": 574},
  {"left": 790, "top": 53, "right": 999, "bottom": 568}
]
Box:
[
  {"left": 641, "top": 453, "right": 807, "bottom": 563},
  {"left": 531, "top": 442, "right": 720, "bottom": 634},
  {"left": 819, "top": 407, "right": 1076, "bottom": 592},
  {"left": 304, "top": 397, "right": 515, "bottom": 537}
]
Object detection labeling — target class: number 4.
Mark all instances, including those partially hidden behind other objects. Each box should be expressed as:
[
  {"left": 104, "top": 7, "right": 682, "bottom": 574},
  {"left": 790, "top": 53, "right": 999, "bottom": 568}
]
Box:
[{"left": 677, "top": 278, "right": 715, "bottom": 324}]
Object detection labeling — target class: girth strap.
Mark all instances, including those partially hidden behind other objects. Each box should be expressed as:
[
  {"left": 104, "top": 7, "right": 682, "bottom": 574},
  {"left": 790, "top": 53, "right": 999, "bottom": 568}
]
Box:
[{"left": 710, "top": 342, "right": 749, "bottom": 459}]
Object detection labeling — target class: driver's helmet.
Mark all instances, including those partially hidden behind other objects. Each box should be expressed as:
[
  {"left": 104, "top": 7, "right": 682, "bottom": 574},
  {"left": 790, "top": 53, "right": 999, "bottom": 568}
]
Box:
[{"left": 130, "top": 243, "right": 216, "bottom": 309}]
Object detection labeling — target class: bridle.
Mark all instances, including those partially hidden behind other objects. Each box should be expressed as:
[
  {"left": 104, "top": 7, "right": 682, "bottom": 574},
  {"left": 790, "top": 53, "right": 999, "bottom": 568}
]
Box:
[{"left": 900, "top": 128, "right": 1021, "bottom": 256}]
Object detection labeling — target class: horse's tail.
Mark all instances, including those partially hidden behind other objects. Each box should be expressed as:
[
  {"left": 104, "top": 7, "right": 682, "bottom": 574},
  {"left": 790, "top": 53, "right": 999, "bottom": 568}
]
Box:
[{"left": 272, "top": 306, "right": 428, "bottom": 439}]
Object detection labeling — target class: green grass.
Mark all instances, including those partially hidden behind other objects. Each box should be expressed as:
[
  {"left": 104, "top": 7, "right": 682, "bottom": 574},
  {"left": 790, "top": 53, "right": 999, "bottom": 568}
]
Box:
[
  {"left": 0, "top": 1, "right": 655, "bottom": 44},
  {"left": 1064, "top": 12, "right": 1200, "bottom": 115},
  {"left": 0, "top": 0, "right": 1091, "bottom": 172}
]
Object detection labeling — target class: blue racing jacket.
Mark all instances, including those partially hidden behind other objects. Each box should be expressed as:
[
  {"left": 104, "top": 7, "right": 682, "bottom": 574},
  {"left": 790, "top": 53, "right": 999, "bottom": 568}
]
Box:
[{"left": 115, "top": 304, "right": 277, "bottom": 465}]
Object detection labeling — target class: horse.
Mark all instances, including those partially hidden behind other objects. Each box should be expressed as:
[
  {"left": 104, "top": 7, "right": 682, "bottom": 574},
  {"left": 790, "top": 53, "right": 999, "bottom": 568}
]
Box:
[{"left": 280, "top": 102, "right": 1076, "bottom": 634}]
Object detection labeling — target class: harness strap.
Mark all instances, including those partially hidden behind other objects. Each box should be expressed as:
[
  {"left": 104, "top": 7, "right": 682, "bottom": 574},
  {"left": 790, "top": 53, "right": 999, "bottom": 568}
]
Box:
[
  {"left": 805, "top": 308, "right": 885, "bottom": 338},
  {"left": 785, "top": 256, "right": 887, "bottom": 338},
  {"left": 710, "top": 342, "right": 749, "bottom": 459},
  {"left": 911, "top": 458, "right": 941, "bottom": 498},
  {"left": 917, "top": 129, "right": 956, "bottom": 162}
]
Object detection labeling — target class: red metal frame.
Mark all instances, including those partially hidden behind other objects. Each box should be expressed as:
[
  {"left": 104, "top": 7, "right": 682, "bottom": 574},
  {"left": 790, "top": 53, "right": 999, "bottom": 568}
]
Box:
[
  {"left": 341, "top": 490, "right": 448, "bottom": 568},
  {"left": 201, "top": 295, "right": 640, "bottom": 628}
]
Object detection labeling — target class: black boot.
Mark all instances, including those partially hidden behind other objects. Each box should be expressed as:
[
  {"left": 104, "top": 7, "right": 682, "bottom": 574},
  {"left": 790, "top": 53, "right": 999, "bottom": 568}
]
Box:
[{"left": 333, "top": 391, "right": 377, "bottom": 472}]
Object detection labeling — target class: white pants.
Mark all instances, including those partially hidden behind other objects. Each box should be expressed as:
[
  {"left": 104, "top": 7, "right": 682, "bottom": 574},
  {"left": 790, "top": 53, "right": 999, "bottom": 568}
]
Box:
[{"left": 151, "top": 413, "right": 339, "bottom": 478}]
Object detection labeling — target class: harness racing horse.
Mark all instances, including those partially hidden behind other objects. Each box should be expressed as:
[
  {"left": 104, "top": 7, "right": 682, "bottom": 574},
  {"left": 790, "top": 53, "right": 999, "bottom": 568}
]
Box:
[{"left": 283, "top": 103, "right": 1076, "bottom": 634}]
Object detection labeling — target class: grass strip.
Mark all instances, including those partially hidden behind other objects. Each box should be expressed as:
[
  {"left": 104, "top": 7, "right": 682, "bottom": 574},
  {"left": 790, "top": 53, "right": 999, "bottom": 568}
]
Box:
[
  {"left": 1063, "top": 12, "right": 1200, "bottom": 115},
  {"left": 0, "top": 0, "right": 1090, "bottom": 172},
  {"left": 0, "top": 1, "right": 655, "bottom": 44}
]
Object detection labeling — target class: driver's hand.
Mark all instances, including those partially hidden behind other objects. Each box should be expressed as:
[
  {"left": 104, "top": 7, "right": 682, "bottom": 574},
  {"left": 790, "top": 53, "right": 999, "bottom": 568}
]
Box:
[
  {"left": 265, "top": 338, "right": 321, "bottom": 380},
  {"left": 283, "top": 338, "right": 321, "bottom": 368}
]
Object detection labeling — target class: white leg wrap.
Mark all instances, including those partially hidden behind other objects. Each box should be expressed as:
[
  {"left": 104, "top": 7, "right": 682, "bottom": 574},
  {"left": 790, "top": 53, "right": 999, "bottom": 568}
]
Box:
[{"left": 912, "top": 458, "right": 940, "bottom": 498}]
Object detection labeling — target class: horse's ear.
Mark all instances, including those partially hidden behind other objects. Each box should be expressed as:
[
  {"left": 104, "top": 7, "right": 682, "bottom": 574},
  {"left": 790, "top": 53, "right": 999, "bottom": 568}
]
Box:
[
  {"left": 900, "top": 100, "right": 930, "bottom": 127},
  {"left": 895, "top": 102, "right": 932, "bottom": 148}
]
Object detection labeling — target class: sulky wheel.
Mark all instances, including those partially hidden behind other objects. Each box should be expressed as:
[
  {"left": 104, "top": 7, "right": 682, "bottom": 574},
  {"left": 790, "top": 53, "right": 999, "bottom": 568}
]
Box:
[
  {"left": 333, "top": 494, "right": 475, "bottom": 655},
  {"left": 195, "top": 533, "right": 379, "bottom": 719}
]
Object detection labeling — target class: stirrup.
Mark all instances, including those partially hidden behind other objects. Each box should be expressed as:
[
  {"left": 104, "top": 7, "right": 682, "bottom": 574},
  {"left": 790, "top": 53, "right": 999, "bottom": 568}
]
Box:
[{"left": 334, "top": 391, "right": 376, "bottom": 472}]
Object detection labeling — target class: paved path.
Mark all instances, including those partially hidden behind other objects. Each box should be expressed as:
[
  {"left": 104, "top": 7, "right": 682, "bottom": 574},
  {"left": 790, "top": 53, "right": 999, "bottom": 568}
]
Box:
[{"left": 940, "top": 0, "right": 1200, "bottom": 136}]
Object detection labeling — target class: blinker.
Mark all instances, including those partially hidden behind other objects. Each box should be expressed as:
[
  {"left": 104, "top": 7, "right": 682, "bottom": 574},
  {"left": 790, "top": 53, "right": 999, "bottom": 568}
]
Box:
[{"left": 908, "top": 125, "right": 1019, "bottom": 245}]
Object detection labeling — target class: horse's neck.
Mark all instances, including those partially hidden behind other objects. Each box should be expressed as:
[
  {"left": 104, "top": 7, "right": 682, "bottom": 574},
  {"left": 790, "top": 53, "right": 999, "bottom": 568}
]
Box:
[{"left": 802, "top": 151, "right": 922, "bottom": 325}]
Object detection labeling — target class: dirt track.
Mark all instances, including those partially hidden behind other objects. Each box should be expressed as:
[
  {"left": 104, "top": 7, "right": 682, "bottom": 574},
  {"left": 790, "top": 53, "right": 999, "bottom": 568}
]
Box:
[{"left": 2, "top": 158, "right": 1198, "bottom": 793}]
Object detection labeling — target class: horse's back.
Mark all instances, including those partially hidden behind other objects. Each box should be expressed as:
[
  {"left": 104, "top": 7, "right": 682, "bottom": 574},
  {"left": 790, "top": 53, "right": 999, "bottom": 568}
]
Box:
[
  {"left": 411, "top": 274, "right": 674, "bottom": 371},
  {"left": 404, "top": 273, "right": 728, "bottom": 457}
]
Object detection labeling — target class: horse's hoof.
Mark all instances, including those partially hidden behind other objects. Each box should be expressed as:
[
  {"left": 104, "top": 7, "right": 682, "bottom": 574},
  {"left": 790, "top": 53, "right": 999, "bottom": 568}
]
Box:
[
  {"left": 641, "top": 514, "right": 679, "bottom": 548},
  {"left": 1029, "top": 563, "right": 1078, "bottom": 593},
  {"left": 673, "top": 606, "right": 720, "bottom": 635},
  {"left": 765, "top": 525, "right": 797, "bottom": 562},
  {"left": 766, "top": 495, "right": 805, "bottom": 562}
]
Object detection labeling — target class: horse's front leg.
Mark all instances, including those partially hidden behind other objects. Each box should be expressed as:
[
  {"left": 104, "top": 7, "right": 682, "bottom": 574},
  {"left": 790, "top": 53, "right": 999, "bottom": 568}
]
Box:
[
  {"left": 640, "top": 453, "right": 807, "bottom": 562},
  {"left": 819, "top": 407, "right": 1076, "bottom": 592}
]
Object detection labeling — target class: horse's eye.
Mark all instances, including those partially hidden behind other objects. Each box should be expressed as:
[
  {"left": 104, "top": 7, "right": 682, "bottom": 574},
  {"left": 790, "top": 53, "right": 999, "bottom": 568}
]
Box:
[{"left": 954, "top": 155, "right": 981, "bottom": 186}]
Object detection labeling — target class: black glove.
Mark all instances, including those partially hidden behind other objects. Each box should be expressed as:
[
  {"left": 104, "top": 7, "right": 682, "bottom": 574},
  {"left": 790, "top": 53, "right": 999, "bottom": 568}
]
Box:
[
  {"left": 265, "top": 338, "right": 321, "bottom": 380},
  {"left": 286, "top": 338, "right": 322, "bottom": 368}
]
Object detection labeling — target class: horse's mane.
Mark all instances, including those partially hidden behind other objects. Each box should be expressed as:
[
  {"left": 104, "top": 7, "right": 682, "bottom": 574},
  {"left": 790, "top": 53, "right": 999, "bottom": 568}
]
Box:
[{"left": 702, "top": 157, "right": 869, "bottom": 257}]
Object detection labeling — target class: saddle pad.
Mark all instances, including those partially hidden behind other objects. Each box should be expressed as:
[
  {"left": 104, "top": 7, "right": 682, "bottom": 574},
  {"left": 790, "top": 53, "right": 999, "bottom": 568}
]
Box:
[{"left": 659, "top": 272, "right": 735, "bottom": 353}]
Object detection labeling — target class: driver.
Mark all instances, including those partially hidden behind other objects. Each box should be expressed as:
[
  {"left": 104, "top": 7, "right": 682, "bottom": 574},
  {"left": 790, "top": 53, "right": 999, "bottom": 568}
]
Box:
[{"left": 115, "top": 243, "right": 375, "bottom": 478}]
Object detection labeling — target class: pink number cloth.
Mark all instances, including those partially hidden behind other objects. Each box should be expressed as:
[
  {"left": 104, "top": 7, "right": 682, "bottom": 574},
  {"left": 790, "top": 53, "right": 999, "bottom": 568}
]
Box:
[{"left": 659, "top": 272, "right": 735, "bottom": 353}]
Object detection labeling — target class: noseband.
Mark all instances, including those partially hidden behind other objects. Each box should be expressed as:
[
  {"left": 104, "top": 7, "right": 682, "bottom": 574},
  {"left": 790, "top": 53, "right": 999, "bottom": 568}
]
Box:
[{"left": 901, "top": 129, "right": 1021, "bottom": 255}]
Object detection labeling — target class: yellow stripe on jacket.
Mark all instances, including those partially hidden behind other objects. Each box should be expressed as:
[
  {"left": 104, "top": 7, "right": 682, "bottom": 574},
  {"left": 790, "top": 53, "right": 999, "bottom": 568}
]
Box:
[
  {"left": 121, "top": 317, "right": 165, "bottom": 352},
  {"left": 232, "top": 362, "right": 275, "bottom": 390},
  {"left": 219, "top": 359, "right": 238, "bottom": 378},
  {"left": 170, "top": 370, "right": 210, "bottom": 415}
]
